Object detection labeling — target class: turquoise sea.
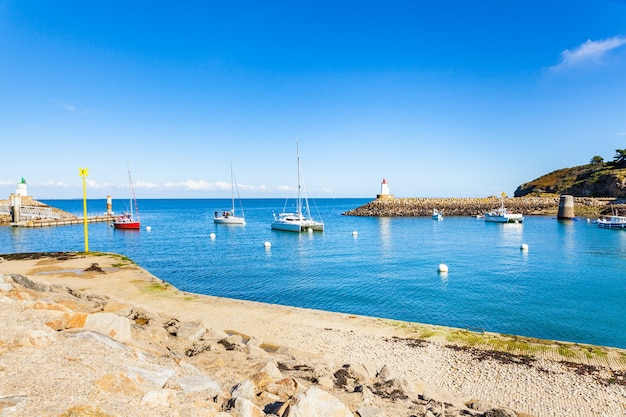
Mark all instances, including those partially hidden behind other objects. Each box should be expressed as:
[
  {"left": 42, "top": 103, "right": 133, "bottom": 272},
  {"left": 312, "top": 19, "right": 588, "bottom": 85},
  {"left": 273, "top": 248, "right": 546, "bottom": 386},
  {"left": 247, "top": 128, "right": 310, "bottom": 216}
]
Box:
[{"left": 1, "top": 198, "right": 625, "bottom": 349}]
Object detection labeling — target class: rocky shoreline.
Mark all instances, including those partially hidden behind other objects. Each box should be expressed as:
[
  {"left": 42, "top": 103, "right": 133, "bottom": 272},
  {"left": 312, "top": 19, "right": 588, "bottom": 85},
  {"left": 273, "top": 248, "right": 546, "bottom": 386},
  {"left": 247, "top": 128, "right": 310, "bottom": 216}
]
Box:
[
  {"left": 342, "top": 196, "right": 624, "bottom": 218},
  {"left": 1, "top": 252, "right": 625, "bottom": 417}
]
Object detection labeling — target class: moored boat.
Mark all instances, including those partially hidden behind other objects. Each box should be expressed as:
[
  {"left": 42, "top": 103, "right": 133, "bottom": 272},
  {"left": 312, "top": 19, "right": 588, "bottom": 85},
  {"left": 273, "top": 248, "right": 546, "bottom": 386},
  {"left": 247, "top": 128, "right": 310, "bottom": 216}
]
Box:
[
  {"left": 484, "top": 207, "right": 524, "bottom": 223},
  {"left": 113, "top": 162, "right": 140, "bottom": 230},
  {"left": 484, "top": 196, "right": 523, "bottom": 223},
  {"left": 432, "top": 209, "right": 443, "bottom": 221},
  {"left": 113, "top": 212, "right": 140, "bottom": 229},
  {"left": 597, "top": 214, "right": 626, "bottom": 229},
  {"left": 214, "top": 161, "right": 245, "bottom": 225},
  {"left": 271, "top": 141, "right": 324, "bottom": 233}
]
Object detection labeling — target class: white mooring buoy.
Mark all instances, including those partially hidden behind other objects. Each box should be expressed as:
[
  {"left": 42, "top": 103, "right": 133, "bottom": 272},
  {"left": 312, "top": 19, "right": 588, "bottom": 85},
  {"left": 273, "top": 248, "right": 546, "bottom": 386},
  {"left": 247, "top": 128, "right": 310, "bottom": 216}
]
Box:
[
  {"left": 145, "top": 226, "right": 151, "bottom": 232},
  {"left": 520, "top": 243, "right": 528, "bottom": 251},
  {"left": 438, "top": 263, "right": 448, "bottom": 273},
  {"left": 352, "top": 231, "right": 358, "bottom": 236},
  {"left": 264, "top": 241, "right": 271, "bottom": 249},
  {"left": 210, "top": 233, "right": 216, "bottom": 240}
]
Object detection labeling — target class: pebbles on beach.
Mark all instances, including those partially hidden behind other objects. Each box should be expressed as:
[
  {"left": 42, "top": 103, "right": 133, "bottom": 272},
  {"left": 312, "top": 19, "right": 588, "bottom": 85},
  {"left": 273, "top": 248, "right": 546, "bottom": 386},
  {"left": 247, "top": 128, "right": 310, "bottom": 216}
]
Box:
[{"left": 0, "top": 254, "right": 625, "bottom": 417}]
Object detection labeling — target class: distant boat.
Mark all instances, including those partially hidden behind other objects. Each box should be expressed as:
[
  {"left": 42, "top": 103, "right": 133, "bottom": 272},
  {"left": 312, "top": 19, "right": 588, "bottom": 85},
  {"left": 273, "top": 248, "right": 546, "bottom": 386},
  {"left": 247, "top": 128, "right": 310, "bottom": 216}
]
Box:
[
  {"left": 432, "top": 209, "right": 443, "bottom": 221},
  {"left": 597, "top": 211, "right": 626, "bottom": 229},
  {"left": 113, "top": 162, "right": 140, "bottom": 230},
  {"left": 271, "top": 141, "right": 324, "bottom": 232},
  {"left": 214, "top": 162, "right": 245, "bottom": 225},
  {"left": 484, "top": 195, "right": 523, "bottom": 224}
]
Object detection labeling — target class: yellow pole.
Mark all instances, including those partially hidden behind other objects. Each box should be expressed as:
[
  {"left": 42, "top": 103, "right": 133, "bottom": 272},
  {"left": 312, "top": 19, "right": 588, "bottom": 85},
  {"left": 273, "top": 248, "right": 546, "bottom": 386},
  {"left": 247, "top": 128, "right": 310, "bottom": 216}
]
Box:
[{"left": 79, "top": 168, "right": 89, "bottom": 252}]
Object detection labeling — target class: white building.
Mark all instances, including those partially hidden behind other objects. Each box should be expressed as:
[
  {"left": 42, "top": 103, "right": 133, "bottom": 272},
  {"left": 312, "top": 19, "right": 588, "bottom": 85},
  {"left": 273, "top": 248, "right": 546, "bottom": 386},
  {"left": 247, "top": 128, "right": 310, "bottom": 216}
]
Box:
[
  {"left": 16, "top": 177, "right": 27, "bottom": 197},
  {"left": 376, "top": 178, "right": 393, "bottom": 200}
]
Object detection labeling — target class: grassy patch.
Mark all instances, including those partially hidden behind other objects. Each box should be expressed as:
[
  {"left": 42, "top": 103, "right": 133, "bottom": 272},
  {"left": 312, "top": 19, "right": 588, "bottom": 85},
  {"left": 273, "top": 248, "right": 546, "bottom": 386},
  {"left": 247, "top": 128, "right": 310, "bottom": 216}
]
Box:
[
  {"left": 141, "top": 282, "right": 171, "bottom": 293},
  {"left": 557, "top": 345, "right": 577, "bottom": 358},
  {"left": 419, "top": 329, "right": 437, "bottom": 339},
  {"left": 447, "top": 331, "right": 486, "bottom": 347}
]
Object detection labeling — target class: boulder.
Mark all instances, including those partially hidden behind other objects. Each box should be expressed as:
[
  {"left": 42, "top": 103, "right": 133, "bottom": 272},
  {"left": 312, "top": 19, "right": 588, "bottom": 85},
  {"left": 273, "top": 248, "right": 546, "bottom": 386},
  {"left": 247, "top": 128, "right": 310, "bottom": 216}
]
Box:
[
  {"left": 283, "top": 386, "right": 354, "bottom": 417},
  {"left": 141, "top": 389, "right": 175, "bottom": 407},
  {"left": 176, "top": 374, "right": 222, "bottom": 397},
  {"left": 177, "top": 320, "right": 206, "bottom": 341},
  {"left": 231, "top": 379, "right": 256, "bottom": 400},
  {"left": 356, "top": 405, "right": 386, "bottom": 417},
  {"left": 9, "top": 274, "right": 51, "bottom": 292},
  {"left": 84, "top": 312, "right": 132, "bottom": 343},
  {"left": 230, "top": 397, "right": 265, "bottom": 417}
]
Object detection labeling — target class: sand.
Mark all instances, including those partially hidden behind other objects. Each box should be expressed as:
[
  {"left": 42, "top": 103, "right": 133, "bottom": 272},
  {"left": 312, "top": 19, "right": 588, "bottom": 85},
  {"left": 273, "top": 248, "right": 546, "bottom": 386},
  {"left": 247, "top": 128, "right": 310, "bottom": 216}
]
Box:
[{"left": 0, "top": 252, "right": 625, "bottom": 416}]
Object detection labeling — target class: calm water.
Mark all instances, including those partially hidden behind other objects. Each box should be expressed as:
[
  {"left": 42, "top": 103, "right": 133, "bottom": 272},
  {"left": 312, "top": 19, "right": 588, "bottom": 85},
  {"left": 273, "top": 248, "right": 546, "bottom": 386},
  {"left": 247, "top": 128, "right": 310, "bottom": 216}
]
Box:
[{"left": 1, "top": 198, "right": 625, "bottom": 349}]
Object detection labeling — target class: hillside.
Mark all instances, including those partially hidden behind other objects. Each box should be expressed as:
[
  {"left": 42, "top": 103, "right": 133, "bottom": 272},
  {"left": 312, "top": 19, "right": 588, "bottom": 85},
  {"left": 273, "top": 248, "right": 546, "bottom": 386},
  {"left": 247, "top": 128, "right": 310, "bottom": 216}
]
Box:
[{"left": 514, "top": 161, "right": 626, "bottom": 198}]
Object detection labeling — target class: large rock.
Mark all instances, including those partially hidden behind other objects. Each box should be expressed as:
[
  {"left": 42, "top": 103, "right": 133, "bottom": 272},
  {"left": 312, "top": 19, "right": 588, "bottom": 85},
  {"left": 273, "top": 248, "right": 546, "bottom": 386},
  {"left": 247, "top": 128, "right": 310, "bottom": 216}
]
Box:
[
  {"left": 177, "top": 320, "right": 206, "bottom": 341},
  {"left": 283, "top": 386, "right": 354, "bottom": 417},
  {"left": 176, "top": 374, "right": 222, "bottom": 397},
  {"left": 230, "top": 397, "right": 265, "bottom": 417},
  {"left": 84, "top": 312, "right": 132, "bottom": 343},
  {"left": 9, "top": 273, "right": 51, "bottom": 292}
]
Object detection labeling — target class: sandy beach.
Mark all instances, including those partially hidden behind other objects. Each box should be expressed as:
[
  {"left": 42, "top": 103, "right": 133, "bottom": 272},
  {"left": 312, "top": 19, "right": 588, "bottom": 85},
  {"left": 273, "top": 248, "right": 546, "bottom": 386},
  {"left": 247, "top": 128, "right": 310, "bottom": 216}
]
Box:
[{"left": 0, "top": 252, "right": 624, "bottom": 416}]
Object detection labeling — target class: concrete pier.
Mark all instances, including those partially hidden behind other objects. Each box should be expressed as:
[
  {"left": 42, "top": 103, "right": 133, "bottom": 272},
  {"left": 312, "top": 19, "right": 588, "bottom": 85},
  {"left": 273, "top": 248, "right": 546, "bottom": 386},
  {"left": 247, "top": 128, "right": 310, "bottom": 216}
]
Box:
[
  {"left": 557, "top": 195, "right": 575, "bottom": 219},
  {"left": 11, "top": 215, "right": 115, "bottom": 228},
  {"left": 2, "top": 193, "right": 117, "bottom": 227}
]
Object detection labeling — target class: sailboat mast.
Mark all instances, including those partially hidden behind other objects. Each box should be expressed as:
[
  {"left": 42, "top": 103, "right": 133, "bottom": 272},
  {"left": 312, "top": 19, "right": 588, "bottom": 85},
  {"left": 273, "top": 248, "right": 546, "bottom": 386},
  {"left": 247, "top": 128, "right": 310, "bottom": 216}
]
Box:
[
  {"left": 127, "top": 160, "right": 139, "bottom": 221},
  {"left": 230, "top": 161, "right": 235, "bottom": 214},
  {"left": 127, "top": 161, "right": 133, "bottom": 219},
  {"left": 296, "top": 141, "right": 302, "bottom": 217}
]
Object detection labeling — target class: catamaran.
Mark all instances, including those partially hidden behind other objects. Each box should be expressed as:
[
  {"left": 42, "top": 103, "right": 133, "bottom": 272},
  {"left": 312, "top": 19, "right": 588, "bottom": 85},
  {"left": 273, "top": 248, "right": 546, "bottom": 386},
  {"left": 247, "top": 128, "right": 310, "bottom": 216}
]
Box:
[{"left": 271, "top": 141, "right": 324, "bottom": 232}]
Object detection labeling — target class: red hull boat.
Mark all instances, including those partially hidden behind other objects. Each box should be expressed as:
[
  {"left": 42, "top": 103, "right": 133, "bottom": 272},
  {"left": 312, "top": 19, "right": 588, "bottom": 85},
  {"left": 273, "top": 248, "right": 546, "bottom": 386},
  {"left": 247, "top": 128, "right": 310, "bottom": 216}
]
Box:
[
  {"left": 112, "top": 161, "right": 141, "bottom": 230},
  {"left": 113, "top": 213, "right": 140, "bottom": 229}
]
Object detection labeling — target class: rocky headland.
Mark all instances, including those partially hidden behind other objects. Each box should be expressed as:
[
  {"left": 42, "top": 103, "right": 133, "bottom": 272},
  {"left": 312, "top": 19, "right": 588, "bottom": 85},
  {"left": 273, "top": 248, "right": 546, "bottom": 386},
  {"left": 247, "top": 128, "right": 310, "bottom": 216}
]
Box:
[
  {"left": 514, "top": 159, "right": 626, "bottom": 198},
  {"left": 342, "top": 196, "right": 623, "bottom": 218},
  {"left": 0, "top": 252, "right": 625, "bottom": 417}
]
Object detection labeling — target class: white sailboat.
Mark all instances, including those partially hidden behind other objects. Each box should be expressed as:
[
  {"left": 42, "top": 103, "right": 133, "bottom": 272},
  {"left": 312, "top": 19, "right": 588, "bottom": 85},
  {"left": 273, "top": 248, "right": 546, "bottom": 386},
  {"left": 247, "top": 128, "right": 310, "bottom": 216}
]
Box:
[
  {"left": 214, "top": 161, "right": 245, "bottom": 225},
  {"left": 271, "top": 141, "right": 324, "bottom": 232}
]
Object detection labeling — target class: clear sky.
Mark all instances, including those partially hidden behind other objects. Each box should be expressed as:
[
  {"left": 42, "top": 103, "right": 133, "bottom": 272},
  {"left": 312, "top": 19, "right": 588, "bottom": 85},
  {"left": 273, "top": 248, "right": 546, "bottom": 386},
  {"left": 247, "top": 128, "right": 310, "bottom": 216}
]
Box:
[{"left": 1, "top": 1, "right": 625, "bottom": 200}]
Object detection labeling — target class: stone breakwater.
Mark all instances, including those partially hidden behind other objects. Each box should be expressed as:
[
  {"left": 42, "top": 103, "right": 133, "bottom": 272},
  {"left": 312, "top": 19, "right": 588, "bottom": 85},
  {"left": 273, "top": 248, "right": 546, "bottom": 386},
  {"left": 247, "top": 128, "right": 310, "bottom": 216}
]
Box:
[{"left": 343, "top": 196, "right": 619, "bottom": 217}]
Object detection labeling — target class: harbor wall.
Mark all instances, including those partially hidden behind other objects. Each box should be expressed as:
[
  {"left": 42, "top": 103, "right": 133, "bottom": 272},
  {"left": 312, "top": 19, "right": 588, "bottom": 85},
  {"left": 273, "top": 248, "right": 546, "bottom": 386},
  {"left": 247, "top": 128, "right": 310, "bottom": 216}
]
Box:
[{"left": 343, "top": 196, "right": 619, "bottom": 217}]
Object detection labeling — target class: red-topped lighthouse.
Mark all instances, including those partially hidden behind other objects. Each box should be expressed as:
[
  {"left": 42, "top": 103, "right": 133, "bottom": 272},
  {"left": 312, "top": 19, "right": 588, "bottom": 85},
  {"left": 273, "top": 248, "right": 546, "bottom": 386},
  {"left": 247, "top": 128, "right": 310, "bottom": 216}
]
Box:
[{"left": 376, "top": 178, "right": 393, "bottom": 200}]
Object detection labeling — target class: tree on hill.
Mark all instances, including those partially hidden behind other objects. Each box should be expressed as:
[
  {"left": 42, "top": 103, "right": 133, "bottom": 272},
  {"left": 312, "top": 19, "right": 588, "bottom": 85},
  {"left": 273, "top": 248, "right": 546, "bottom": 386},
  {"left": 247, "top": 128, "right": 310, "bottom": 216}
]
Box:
[
  {"left": 590, "top": 155, "right": 604, "bottom": 165},
  {"left": 614, "top": 149, "right": 626, "bottom": 166}
]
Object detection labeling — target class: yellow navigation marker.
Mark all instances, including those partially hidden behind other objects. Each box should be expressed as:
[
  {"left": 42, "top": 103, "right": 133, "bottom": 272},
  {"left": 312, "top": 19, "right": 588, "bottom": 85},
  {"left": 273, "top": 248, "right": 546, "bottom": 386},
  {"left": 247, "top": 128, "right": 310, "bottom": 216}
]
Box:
[{"left": 79, "top": 168, "right": 89, "bottom": 252}]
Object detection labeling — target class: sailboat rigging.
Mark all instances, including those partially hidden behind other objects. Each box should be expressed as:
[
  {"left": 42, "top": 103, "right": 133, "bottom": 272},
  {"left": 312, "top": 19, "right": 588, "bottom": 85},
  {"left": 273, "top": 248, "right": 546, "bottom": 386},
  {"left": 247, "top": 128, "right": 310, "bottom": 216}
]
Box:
[
  {"left": 271, "top": 141, "right": 324, "bottom": 232},
  {"left": 113, "top": 161, "right": 141, "bottom": 230},
  {"left": 214, "top": 161, "right": 246, "bottom": 225}
]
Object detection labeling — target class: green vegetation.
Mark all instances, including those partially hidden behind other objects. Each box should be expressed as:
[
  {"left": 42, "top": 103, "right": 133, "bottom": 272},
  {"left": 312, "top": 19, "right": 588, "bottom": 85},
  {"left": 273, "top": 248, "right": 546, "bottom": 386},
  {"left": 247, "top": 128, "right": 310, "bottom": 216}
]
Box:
[
  {"left": 515, "top": 149, "right": 626, "bottom": 198},
  {"left": 614, "top": 148, "right": 626, "bottom": 165},
  {"left": 590, "top": 155, "right": 604, "bottom": 165},
  {"left": 89, "top": 252, "right": 135, "bottom": 266},
  {"left": 142, "top": 282, "right": 171, "bottom": 293}
]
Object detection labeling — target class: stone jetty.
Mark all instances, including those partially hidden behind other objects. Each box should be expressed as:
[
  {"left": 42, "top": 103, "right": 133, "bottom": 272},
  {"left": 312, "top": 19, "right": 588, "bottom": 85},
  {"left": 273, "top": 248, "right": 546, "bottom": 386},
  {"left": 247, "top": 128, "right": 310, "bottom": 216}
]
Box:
[{"left": 343, "top": 196, "right": 618, "bottom": 218}]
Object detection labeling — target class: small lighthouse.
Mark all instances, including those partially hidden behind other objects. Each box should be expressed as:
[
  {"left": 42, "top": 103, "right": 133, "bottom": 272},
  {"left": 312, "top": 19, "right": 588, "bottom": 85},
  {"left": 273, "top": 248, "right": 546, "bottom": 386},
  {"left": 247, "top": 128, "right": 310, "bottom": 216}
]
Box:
[
  {"left": 376, "top": 178, "right": 394, "bottom": 200},
  {"left": 16, "top": 177, "right": 27, "bottom": 197}
]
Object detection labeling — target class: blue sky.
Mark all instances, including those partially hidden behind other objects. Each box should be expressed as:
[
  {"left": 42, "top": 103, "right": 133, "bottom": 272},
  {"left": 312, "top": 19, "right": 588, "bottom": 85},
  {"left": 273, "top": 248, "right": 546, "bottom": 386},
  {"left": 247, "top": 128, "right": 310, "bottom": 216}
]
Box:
[{"left": 1, "top": 1, "right": 625, "bottom": 200}]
